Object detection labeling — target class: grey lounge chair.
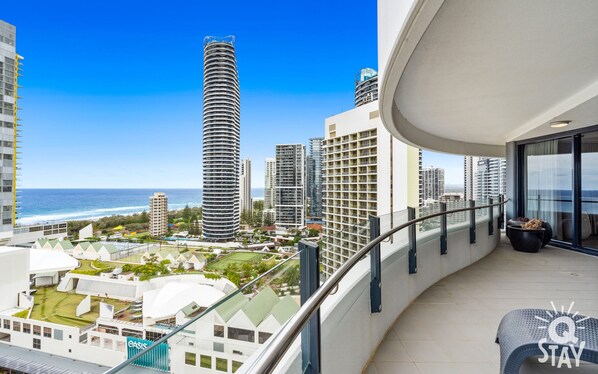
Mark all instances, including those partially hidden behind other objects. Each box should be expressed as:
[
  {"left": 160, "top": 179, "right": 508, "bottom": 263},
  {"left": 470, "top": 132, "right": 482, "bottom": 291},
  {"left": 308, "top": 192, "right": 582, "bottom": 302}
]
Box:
[{"left": 496, "top": 309, "right": 598, "bottom": 373}]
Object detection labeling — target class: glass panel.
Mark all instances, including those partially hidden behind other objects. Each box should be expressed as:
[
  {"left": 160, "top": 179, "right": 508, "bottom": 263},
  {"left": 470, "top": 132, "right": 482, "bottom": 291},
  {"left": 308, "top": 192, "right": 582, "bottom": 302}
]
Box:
[
  {"left": 524, "top": 137, "right": 572, "bottom": 241},
  {"left": 107, "top": 251, "right": 302, "bottom": 373},
  {"left": 581, "top": 131, "right": 598, "bottom": 249}
]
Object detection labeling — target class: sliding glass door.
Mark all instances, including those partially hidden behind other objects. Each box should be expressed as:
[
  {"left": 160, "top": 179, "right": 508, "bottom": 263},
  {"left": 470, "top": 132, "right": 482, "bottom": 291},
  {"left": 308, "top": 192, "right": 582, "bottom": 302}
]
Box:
[
  {"left": 581, "top": 131, "right": 598, "bottom": 249},
  {"left": 521, "top": 128, "right": 598, "bottom": 251},
  {"left": 524, "top": 137, "right": 572, "bottom": 242}
]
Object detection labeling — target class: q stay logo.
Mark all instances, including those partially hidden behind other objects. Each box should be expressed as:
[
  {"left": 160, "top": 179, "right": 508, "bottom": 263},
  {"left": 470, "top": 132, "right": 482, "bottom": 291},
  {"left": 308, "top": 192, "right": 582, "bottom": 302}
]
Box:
[{"left": 535, "top": 301, "right": 587, "bottom": 368}]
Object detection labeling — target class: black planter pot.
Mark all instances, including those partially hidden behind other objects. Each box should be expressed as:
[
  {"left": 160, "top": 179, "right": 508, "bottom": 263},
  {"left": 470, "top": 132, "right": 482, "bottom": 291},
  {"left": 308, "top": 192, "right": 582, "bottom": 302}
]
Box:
[
  {"left": 506, "top": 219, "right": 526, "bottom": 228},
  {"left": 506, "top": 220, "right": 525, "bottom": 238},
  {"left": 507, "top": 226, "right": 545, "bottom": 253},
  {"left": 540, "top": 221, "right": 553, "bottom": 247},
  {"left": 506, "top": 219, "right": 553, "bottom": 246}
]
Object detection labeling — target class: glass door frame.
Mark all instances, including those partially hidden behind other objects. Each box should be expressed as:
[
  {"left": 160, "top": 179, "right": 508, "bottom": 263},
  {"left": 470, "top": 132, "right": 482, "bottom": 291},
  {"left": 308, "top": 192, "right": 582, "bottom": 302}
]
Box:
[{"left": 515, "top": 124, "right": 598, "bottom": 255}]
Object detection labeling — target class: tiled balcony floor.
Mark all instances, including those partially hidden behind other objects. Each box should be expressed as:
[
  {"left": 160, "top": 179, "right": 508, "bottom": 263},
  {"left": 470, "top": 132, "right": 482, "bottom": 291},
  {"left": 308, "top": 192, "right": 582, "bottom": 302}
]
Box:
[{"left": 366, "top": 237, "right": 598, "bottom": 374}]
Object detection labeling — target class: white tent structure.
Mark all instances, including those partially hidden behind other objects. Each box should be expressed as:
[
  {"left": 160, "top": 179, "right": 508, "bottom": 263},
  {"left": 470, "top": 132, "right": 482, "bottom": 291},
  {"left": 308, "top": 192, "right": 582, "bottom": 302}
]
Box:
[
  {"left": 30, "top": 249, "right": 78, "bottom": 286},
  {"left": 142, "top": 282, "right": 225, "bottom": 326}
]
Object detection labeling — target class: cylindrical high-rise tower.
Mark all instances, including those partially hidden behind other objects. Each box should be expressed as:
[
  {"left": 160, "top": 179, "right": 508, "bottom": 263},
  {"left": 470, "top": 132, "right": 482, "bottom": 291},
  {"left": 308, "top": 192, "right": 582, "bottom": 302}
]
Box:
[{"left": 202, "top": 36, "right": 240, "bottom": 241}]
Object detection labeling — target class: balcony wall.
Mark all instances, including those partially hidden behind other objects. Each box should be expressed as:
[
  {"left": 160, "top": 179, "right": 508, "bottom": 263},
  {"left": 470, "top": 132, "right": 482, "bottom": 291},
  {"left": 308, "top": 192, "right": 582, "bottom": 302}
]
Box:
[{"left": 275, "top": 217, "right": 500, "bottom": 373}]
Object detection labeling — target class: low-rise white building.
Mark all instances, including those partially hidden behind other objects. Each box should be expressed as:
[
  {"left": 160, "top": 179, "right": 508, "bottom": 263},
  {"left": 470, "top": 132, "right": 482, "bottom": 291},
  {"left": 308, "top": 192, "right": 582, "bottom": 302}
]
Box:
[
  {"left": 72, "top": 242, "right": 119, "bottom": 261},
  {"left": 176, "top": 252, "right": 206, "bottom": 270},
  {"left": 33, "top": 239, "right": 74, "bottom": 253},
  {"left": 169, "top": 286, "right": 299, "bottom": 374}
]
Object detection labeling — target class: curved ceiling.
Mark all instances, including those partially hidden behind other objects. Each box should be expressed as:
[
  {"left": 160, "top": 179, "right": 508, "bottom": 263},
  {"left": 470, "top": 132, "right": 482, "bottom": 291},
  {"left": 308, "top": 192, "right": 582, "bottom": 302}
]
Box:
[{"left": 380, "top": 0, "right": 598, "bottom": 156}]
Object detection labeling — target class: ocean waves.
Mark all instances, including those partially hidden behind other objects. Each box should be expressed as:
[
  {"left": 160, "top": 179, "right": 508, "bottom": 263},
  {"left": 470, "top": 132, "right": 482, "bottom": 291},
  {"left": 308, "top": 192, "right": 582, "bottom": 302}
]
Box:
[
  {"left": 18, "top": 205, "right": 149, "bottom": 225},
  {"left": 15, "top": 188, "right": 260, "bottom": 226},
  {"left": 18, "top": 203, "right": 201, "bottom": 225}
]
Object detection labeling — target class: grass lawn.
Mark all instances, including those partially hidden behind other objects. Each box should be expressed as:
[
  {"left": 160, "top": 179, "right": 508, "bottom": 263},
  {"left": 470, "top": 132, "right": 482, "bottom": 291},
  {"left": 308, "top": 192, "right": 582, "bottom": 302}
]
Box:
[
  {"left": 207, "top": 252, "right": 268, "bottom": 271},
  {"left": 113, "top": 252, "right": 146, "bottom": 263},
  {"left": 29, "top": 287, "right": 130, "bottom": 328},
  {"left": 283, "top": 259, "right": 300, "bottom": 269},
  {"left": 75, "top": 260, "right": 96, "bottom": 272}
]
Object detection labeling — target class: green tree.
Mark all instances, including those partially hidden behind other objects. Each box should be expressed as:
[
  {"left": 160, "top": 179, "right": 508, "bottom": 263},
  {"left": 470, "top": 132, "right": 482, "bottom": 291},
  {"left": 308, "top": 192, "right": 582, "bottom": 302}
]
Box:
[
  {"left": 282, "top": 265, "right": 300, "bottom": 288},
  {"left": 263, "top": 215, "right": 274, "bottom": 226},
  {"left": 253, "top": 200, "right": 264, "bottom": 212},
  {"left": 182, "top": 205, "right": 192, "bottom": 222},
  {"left": 140, "top": 210, "right": 148, "bottom": 223},
  {"left": 241, "top": 209, "right": 252, "bottom": 225}
]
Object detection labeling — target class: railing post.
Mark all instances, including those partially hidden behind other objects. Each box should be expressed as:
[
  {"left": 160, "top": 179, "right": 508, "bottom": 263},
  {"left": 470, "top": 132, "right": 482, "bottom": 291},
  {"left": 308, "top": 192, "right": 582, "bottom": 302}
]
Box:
[
  {"left": 488, "top": 198, "right": 494, "bottom": 236},
  {"left": 440, "top": 202, "right": 447, "bottom": 255},
  {"left": 469, "top": 200, "right": 476, "bottom": 244},
  {"left": 499, "top": 194, "right": 505, "bottom": 229},
  {"left": 408, "top": 207, "right": 417, "bottom": 274},
  {"left": 299, "top": 241, "right": 321, "bottom": 374},
  {"left": 369, "top": 216, "right": 382, "bottom": 313}
]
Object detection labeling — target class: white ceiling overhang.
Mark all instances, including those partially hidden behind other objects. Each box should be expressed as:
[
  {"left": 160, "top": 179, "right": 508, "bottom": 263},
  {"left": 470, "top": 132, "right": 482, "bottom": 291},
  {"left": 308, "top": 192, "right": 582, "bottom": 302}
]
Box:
[{"left": 379, "top": 0, "right": 598, "bottom": 157}]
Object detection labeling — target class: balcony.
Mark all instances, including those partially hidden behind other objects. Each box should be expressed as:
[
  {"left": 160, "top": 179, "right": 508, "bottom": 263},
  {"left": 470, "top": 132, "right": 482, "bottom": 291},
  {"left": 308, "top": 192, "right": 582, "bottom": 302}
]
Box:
[
  {"left": 366, "top": 238, "right": 598, "bottom": 374},
  {"left": 104, "top": 199, "right": 598, "bottom": 373}
]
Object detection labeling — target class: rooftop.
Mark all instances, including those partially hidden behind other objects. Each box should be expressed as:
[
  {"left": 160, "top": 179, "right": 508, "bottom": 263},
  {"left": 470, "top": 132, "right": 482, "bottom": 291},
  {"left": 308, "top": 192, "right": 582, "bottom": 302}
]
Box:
[{"left": 366, "top": 238, "right": 598, "bottom": 373}]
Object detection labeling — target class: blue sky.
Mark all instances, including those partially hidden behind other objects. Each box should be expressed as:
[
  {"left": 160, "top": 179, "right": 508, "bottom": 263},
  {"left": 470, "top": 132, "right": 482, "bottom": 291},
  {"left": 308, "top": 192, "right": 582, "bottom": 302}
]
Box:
[{"left": 6, "top": 0, "right": 462, "bottom": 188}]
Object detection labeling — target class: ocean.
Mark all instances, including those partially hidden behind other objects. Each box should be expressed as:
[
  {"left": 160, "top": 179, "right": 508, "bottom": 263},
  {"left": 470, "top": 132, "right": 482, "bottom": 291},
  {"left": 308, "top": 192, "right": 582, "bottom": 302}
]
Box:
[{"left": 18, "top": 188, "right": 265, "bottom": 225}]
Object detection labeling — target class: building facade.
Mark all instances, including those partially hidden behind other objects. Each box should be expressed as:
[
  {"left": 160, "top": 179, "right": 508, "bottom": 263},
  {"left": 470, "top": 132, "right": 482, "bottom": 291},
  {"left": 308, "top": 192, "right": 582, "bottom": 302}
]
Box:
[
  {"left": 355, "top": 68, "right": 378, "bottom": 107},
  {"left": 264, "top": 158, "right": 276, "bottom": 210},
  {"left": 418, "top": 148, "right": 423, "bottom": 206},
  {"left": 307, "top": 137, "right": 323, "bottom": 218},
  {"left": 240, "top": 158, "right": 252, "bottom": 214},
  {"left": 202, "top": 36, "right": 240, "bottom": 241},
  {"left": 321, "top": 101, "right": 420, "bottom": 276},
  {"left": 475, "top": 157, "right": 506, "bottom": 200},
  {"left": 275, "top": 144, "right": 306, "bottom": 229},
  {"left": 149, "top": 192, "right": 168, "bottom": 237},
  {"left": 464, "top": 156, "right": 506, "bottom": 201},
  {"left": 421, "top": 166, "right": 445, "bottom": 202},
  {"left": 0, "top": 21, "right": 20, "bottom": 239},
  {"left": 463, "top": 156, "right": 480, "bottom": 201}
]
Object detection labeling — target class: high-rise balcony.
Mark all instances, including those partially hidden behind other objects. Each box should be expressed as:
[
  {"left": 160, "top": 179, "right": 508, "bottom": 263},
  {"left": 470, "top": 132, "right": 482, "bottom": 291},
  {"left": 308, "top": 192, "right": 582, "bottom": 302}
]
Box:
[{"left": 109, "top": 200, "right": 555, "bottom": 374}]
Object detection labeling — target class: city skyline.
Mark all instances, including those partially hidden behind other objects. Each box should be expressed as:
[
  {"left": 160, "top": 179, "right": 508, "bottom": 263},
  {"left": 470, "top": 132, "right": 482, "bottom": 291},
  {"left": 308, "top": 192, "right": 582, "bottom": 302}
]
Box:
[
  {"left": 3, "top": 2, "right": 466, "bottom": 190},
  {"left": 3, "top": 1, "right": 376, "bottom": 189}
]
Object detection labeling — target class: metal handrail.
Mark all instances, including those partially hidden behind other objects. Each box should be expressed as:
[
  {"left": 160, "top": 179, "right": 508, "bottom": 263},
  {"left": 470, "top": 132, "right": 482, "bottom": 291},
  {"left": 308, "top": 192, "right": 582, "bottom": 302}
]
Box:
[{"left": 245, "top": 198, "right": 508, "bottom": 373}]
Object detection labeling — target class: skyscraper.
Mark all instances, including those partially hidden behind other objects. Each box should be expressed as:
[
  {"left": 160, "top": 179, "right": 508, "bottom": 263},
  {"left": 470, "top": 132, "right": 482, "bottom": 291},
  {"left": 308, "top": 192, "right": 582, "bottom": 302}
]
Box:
[
  {"left": 149, "top": 192, "right": 168, "bottom": 237},
  {"left": 275, "top": 144, "right": 306, "bottom": 229},
  {"left": 264, "top": 158, "right": 276, "bottom": 210},
  {"left": 418, "top": 148, "right": 423, "bottom": 206},
  {"left": 240, "top": 158, "right": 252, "bottom": 214},
  {"left": 475, "top": 157, "right": 506, "bottom": 200},
  {"left": 464, "top": 156, "right": 506, "bottom": 201},
  {"left": 355, "top": 68, "right": 378, "bottom": 107},
  {"left": 307, "top": 137, "right": 323, "bottom": 218},
  {"left": 0, "top": 21, "right": 20, "bottom": 235},
  {"left": 421, "top": 166, "right": 445, "bottom": 202},
  {"left": 202, "top": 36, "right": 240, "bottom": 241},
  {"left": 464, "top": 156, "right": 480, "bottom": 201}
]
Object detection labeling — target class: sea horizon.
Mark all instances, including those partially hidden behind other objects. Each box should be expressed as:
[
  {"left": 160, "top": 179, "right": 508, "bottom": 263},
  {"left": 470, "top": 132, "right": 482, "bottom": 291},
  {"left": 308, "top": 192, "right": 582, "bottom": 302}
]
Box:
[{"left": 17, "top": 188, "right": 265, "bottom": 226}]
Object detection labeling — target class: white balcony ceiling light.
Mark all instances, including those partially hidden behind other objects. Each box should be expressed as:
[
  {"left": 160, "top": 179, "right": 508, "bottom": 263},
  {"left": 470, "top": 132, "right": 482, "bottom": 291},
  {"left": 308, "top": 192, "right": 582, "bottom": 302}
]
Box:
[
  {"left": 378, "top": 0, "right": 598, "bottom": 157},
  {"left": 550, "top": 120, "right": 571, "bottom": 128}
]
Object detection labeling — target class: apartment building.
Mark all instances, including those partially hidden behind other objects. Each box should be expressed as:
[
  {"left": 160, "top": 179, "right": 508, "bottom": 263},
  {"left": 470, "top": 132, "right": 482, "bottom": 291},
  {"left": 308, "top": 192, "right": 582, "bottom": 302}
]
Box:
[
  {"left": 275, "top": 145, "right": 306, "bottom": 230},
  {"left": 149, "top": 192, "right": 168, "bottom": 237},
  {"left": 0, "top": 21, "right": 21, "bottom": 241},
  {"left": 421, "top": 166, "right": 445, "bottom": 202},
  {"left": 240, "top": 159, "right": 252, "bottom": 214},
  {"left": 202, "top": 36, "right": 240, "bottom": 241},
  {"left": 307, "top": 138, "right": 323, "bottom": 218},
  {"left": 321, "top": 101, "right": 420, "bottom": 276}
]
